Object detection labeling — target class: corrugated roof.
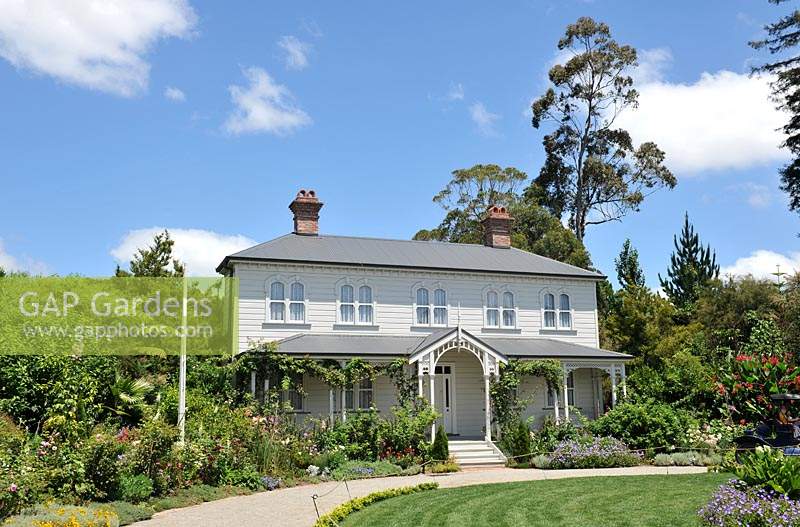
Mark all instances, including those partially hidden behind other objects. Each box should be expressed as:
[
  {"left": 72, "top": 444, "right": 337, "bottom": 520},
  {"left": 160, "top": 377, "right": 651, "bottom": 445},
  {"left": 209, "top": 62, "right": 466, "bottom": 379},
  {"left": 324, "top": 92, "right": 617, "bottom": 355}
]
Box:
[
  {"left": 217, "top": 233, "right": 604, "bottom": 279},
  {"left": 275, "top": 333, "right": 631, "bottom": 361}
]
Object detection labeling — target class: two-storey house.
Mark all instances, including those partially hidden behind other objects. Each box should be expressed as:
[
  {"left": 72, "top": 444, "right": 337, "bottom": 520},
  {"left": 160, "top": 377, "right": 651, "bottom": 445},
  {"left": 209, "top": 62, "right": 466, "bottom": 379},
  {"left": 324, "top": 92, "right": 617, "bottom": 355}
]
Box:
[{"left": 216, "top": 190, "right": 631, "bottom": 463}]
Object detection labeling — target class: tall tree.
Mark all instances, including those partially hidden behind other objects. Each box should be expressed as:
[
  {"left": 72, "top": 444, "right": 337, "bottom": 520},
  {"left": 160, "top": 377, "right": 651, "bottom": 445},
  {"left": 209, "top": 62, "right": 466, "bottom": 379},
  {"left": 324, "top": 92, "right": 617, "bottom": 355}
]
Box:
[
  {"left": 750, "top": 2, "right": 800, "bottom": 217},
  {"left": 530, "top": 17, "right": 676, "bottom": 241},
  {"left": 414, "top": 165, "right": 593, "bottom": 269},
  {"left": 615, "top": 239, "right": 646, "bottom": 289},
  {"left": 115, "top": 230, "right": 186, "bottom": 277},
  {"left": 658, "top": 213, "right": 719, "bottom": 309}
]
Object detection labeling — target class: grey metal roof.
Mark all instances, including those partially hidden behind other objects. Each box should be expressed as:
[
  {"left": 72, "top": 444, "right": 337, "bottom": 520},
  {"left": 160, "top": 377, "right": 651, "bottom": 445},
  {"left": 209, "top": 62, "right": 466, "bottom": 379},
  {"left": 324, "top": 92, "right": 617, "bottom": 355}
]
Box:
[
  {"left": 217, "top": 233, "right": 604, "bottom": 279},
  {"left": 275, "top": 332, "right": 631, "bottom": 361}
]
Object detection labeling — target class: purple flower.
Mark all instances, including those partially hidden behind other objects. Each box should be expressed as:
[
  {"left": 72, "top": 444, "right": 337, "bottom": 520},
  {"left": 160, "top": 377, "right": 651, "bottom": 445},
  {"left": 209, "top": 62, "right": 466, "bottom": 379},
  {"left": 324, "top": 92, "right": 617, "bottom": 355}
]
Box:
[
  {"left": 699, "top": 480, "right": 800, "bottom": 527},
  {"left": 8, "top": 483, "right": 18, "bottom": 493}
]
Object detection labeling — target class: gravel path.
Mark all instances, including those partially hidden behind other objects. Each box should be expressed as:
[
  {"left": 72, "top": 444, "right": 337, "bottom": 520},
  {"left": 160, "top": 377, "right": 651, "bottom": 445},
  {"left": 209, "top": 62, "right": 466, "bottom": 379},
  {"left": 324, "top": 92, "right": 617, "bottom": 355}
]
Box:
[{"left": 132, "top": 466, "right": 708, "bottom": 527}]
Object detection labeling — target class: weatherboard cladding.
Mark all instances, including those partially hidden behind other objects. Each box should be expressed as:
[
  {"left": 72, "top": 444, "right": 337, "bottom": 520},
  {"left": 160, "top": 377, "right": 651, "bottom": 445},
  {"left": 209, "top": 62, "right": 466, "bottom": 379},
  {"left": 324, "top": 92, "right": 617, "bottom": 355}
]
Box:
[
  {"left": 217, "top": 233, "right": 604, "bottom": 279},
  {"left": 275, "top": 332, "right": 632, "bottom": 360}
]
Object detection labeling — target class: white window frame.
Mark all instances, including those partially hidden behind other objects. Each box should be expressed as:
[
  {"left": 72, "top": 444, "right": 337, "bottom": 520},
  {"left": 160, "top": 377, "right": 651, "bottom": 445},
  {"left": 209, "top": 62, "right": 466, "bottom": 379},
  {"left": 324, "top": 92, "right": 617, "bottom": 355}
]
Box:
[
  {"left": 547, "top": 371, "right": 575, "bottom": 407},
  {"left": 412, "top": 283, "right": 448, "bottom": 327},
  {"left": 541, "top": 289, "right": 573, "bottom": 331},
  {"left": 344, "top": 379, "right": 374, "bottom": 410},
  {"left": 266, "top": 276, "right": 307, "bottom": 324},
  {"left": 484, "top": 287, "right": 518, "bottom": 329},
  {"left": 336, "top": 279, "right": 377, "bottom": 326}
]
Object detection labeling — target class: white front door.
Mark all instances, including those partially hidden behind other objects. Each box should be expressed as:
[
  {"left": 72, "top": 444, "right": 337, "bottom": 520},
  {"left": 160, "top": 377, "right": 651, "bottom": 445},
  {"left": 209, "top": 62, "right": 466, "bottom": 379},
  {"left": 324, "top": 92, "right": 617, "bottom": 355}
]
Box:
[{"left": 435, "top": 364, "right": 455, "bottom": 434}]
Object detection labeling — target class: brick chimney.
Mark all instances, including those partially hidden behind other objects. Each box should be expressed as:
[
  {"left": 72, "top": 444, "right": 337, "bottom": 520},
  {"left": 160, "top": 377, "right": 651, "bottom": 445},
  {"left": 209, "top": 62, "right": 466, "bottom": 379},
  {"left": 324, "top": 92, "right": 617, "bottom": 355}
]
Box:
[
  {"left": 482, "top": 205, "right": 512, "bottom": 249},
  {"left": 289, "top": 189, "right": 323, "bottom": 235}
]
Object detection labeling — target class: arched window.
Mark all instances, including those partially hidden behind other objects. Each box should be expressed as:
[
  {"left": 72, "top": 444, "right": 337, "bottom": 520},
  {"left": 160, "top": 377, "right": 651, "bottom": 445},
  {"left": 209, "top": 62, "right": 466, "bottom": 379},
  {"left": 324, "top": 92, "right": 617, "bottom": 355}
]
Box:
[
  {"left": 289, "top": 282, "right": 305, "bottom": 322},
  {"left": 486, "top": 291, "right": 499, "bottom": 327},
  {"left": 502, "top": 291, "right": 516, "bottom": 327},
  {"left": 269, "top": 281, "right": 285, "bottom": 322},
  {"left": 433, "top": 288, "right": 448, "bottom": 326},
  {"left": 543, "top": 293, "right": 556, "bottom": 328},
  {"left": 559, "top": 294, "right": 572, "bottom": 329},
  {"left": 340, "top": 285, "right": 355, "bottom": 323},
  {"left": 415, "top": 288, "right": 429, "bottom": 325},
  {"left": 268, "top": 280, "right": 306, "bottom": 323},
  {"left": 358, "top": 285, "right": 374, "bottom": 324}
]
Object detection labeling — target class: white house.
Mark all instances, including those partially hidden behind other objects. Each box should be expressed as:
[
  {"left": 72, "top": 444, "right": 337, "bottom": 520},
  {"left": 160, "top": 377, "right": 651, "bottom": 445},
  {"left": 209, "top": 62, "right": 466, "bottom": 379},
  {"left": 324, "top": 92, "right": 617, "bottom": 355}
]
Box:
[{"left": 216, "top": 189, "right": 631, "bottom": 464}]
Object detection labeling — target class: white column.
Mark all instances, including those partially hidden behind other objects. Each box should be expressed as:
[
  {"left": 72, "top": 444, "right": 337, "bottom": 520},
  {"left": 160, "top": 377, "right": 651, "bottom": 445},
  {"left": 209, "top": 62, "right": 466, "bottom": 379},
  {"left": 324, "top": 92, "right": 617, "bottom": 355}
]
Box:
[
  {"left": 621, "top": 364, "right": 628, "bottom": 400},
  {"left": 611, "top": 365, "right": 618, "bottom": 408},
  {"left": 328, "top": 388, "right": 334, "bottom": 423},
  {"left": 562, "top": 369, "right": 570, "bottom": 422},
  {"left": 553, "top": 385, "right": 560, "bottom": 424},
  {"left": 429, "top": 372, "right": 436, "bottom": 440},
  {"left": 418, "top": 374, "right": 423, "bottom": 397},
  {"left": 341, "top": 386, "right": 347, "bottom": 422},
  {"left": 249, "top": 370, "right": 256, "bottom": 397},
  {"left": 484, "top": 374, "right": 491, "bottom": 442}
]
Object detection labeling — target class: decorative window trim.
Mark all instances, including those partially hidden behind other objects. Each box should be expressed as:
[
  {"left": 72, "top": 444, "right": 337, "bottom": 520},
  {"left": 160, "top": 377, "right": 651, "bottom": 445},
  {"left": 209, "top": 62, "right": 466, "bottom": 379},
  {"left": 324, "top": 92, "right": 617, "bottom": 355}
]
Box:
[
  {"left": 482, "top": 284, "right": 518, "bottom": 329},
  {"left": 539, "top": 288, "right": 573, "bottom": 331},
  {"left": 411, "top": 281, "right": 449, "bottom": 327},
  {"left": 264, "top": 275, "right": 308, "bottom": 324},
  {"left": 335, "top": 278, "right": 377, "bottom": 326}
]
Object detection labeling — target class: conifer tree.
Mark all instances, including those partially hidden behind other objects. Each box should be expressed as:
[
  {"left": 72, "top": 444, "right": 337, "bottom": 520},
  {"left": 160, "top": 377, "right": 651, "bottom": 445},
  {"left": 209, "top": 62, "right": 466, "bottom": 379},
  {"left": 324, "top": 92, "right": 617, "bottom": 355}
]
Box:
[
  {"left": 115, "top": 230, "right": 185, "bottom": 277},
  {"left": 659, "top": 213, "right": 719, "bottom": 309},
  {"left": 615, "top": 239, "right": 646, "bottom": 290}
]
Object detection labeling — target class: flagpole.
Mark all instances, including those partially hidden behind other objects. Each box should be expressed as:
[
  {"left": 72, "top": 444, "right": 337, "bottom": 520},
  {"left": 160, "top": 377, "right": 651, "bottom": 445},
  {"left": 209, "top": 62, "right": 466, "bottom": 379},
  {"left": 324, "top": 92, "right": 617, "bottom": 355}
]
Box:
[{"left": 178, "top": 276, "right": 187, "bottom": 443}]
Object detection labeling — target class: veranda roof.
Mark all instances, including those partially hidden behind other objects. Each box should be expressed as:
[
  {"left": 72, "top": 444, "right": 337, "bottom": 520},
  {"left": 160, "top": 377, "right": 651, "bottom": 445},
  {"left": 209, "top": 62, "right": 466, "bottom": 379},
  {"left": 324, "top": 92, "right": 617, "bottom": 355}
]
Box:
[{"left": 273, "top": 331, "right": 632, "bottom": 361}]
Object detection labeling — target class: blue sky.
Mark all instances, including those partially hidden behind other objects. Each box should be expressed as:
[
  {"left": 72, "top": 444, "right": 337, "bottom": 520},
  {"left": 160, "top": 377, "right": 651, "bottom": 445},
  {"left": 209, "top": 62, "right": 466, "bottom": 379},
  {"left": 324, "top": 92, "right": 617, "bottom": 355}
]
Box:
[{"left": 0, "top": 0, "right": 798, "bottom": 287}]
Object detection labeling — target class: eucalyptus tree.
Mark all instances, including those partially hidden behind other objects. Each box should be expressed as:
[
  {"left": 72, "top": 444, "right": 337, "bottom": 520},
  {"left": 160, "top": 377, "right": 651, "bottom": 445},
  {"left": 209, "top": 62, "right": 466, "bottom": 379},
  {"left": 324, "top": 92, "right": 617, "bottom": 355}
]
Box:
[{"left": 530, "top": 17, "right": 676, "bottom": 241}]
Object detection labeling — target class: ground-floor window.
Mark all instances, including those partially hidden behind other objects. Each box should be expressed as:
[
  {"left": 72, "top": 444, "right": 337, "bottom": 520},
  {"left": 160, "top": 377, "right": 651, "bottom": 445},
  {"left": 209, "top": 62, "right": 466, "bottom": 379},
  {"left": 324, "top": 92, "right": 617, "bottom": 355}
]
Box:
[
  {"left": 547, "top": 371, "right": 575, "bottom": 407},
  {"left": 345, "top": 379, "right": 374, "bottom": 410}
]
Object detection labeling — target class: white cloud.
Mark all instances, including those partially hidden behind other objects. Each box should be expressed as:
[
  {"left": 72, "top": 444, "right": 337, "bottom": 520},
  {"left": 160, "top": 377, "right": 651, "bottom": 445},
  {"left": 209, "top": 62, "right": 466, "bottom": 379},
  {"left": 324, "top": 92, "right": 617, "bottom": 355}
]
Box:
[
  {"left": 446, "top": 82, "right": 465, "bottom": 101},
  {"left": 0, "top": 239, "right": 48, "bottom": 275},
  {"left": 164, "top": 86, "right": 185, "bottom": 101},
  {"left": 223, "top": 67, "right": 311, "bottom": 136},
  {"left": 727, "top": 182, "right": 772, "bottom": 208},
  {"left": 617, "top": 49, "right": 789, "bottom": 173},
  {"left": 0, "top": 0, "right": 196, "bottom": 97},
  {"left": 111, "top": 228, "right": 256, "bottom": 276},
  {"left": 720, "top": 250, "right": 800, "bottom": 280},
  {"left": 469, "top": 102, "right": 500, "bottom": 136},
  {"left": 278, "top": 36, "right": 312, "bottom": 71}
]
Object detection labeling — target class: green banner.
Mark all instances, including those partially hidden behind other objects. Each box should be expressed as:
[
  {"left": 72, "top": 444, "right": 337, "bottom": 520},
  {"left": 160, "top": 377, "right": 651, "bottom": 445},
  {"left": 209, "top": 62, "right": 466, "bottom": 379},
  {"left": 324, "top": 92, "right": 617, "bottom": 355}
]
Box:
[{"left": 0, "top": 276, "right": 238, "bottom": 356}]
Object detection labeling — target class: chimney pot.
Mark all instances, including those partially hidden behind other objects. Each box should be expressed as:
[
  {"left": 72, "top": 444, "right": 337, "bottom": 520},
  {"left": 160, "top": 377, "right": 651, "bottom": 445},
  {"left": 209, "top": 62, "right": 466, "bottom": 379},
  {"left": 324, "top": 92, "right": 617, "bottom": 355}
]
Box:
[
  {"left": 289, "top": 189, "right": 323, "bottom": 235},
  {"left": 482, "top": 205, "right": 512, "bottom": 248}
]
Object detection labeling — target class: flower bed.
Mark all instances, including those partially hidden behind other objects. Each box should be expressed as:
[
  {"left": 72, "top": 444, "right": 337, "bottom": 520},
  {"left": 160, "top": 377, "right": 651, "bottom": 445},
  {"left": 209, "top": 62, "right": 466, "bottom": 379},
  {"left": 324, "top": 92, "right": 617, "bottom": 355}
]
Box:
[
  {"left": 698, "top": 481, "right": 800, "bottom": 527},
  {"left": 548, "top": 436, "right": 641, "bottom": 469},
  {"left": 313, "top": 483, "right": 438, "bottom": 527}
]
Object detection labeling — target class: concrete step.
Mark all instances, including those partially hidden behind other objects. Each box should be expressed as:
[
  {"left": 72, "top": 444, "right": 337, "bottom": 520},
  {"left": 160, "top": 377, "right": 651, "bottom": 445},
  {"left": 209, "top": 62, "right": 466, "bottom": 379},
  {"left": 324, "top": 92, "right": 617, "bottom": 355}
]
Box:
[
  {"left": 457, "top": 457, "right": 507, "bottom": 466},
  {"left": 454, "top": 450, "right": 503, "bottom": 459}
]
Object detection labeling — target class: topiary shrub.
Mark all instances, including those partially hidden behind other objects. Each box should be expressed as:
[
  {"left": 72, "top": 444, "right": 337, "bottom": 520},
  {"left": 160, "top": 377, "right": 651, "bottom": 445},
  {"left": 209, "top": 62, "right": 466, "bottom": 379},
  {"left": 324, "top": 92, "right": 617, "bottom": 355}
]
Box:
[
  {"left": 431, "top": 425, "right": 449, "bottom": 462},
  {"left": 500, "top": 420, "right": 532, "bottom": 462}
]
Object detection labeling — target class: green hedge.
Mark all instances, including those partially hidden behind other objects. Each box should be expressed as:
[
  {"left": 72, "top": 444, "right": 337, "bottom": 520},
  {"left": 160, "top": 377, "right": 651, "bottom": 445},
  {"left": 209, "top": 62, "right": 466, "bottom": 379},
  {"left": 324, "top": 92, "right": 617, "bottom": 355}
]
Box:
[{"left": 313, "top": 483, "right": 438, "bottom": 527}]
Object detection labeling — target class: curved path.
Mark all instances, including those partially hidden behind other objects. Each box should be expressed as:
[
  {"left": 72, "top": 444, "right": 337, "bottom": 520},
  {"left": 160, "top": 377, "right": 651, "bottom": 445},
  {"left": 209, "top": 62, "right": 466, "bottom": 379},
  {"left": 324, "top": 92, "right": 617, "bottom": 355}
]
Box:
[{"left": 132, "top": 466, "right": 707, "bottom": 527}]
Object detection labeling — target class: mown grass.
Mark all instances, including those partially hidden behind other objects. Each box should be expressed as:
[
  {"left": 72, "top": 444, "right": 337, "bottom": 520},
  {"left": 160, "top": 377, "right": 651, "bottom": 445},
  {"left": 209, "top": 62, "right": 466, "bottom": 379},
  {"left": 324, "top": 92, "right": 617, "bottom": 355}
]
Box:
[{"left": 342, "top": 473, "right": 731, "bottom": 527}]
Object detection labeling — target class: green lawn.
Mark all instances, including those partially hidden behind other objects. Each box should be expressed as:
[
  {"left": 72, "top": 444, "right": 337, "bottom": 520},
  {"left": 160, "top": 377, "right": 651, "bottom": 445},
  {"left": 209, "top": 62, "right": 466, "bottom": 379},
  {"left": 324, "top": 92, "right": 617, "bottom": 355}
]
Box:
[{"left": 342, "top": 473, "right": 731, "bottom": 527}]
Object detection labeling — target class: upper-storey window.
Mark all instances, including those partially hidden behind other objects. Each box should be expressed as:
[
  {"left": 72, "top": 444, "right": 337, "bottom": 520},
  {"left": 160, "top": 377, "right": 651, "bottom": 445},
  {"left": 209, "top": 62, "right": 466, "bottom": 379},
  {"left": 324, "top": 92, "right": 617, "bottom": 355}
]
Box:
[
  {"left": 338, "top": 283, "right": 375, "bottom": 325},
  {"left": 415, "top": 286, "right": 447, "bottom": 326},
  {"left": 268, "top": 280, "right": 306, "bottom": 323},
  {"left": 485, "top": 290, "right": 516, "bottom": 328},
  {"left": 543, "top": 291, "right": 572, "bottom": 330}
]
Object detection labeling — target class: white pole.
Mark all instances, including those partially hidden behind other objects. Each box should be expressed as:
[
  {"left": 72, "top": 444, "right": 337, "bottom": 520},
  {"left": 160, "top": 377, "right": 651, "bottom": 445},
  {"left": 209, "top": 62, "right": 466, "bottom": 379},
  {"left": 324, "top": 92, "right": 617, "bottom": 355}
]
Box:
[
  {"left": 328, "top": 388, "right": 334, "bottom": 423},
  {"left": 562, "top": 369, "right": 570, "bottom": 422},
  {"left": 611, "top": 365, "right": 618, "bottom": 408},
  {"left": 484, "top": 374, "right": 491, "bottom": 442},
  {"left": 429, "top": 372, "right": 436, "bottom": 440},
  {"left": 178, "top": 278, "right": 188, "bottom": 443},
  {"left": 621, "top": 364, "right": 628, "bottom": 400},
  {"left": 553, "top": 385, "right": 560, "bottom": 424}
]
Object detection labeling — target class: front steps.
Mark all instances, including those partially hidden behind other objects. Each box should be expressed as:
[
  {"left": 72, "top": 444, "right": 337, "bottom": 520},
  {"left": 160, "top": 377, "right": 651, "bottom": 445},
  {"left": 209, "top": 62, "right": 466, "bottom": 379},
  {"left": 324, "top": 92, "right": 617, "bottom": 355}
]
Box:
[{"left": 449, "top": 439, "right": 507, "bottom": 468}]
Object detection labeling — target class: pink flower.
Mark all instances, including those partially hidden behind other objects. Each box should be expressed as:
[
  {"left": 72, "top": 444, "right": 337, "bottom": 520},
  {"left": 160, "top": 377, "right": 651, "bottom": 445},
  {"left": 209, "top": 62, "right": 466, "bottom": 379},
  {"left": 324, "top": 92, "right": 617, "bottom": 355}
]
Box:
[{"left": 8, "top": 483, "right": 18, "bottom": 493}]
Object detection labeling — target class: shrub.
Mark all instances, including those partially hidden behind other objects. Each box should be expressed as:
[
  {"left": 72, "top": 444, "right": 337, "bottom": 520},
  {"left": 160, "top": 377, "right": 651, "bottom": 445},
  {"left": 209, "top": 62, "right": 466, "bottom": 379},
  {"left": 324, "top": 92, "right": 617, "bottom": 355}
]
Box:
[
  {"left": 549, "top": 436, "right": 641, "bottom": 469},
  {"left": 500, "top": 420, "right": 532, "bottom": 462},
  {"left": 377, "top": 403, "right": 436, "bottom": 463},
  {"left": 315, "top": 411, "right": 381, "bottom": 461},
  {"left": 588, "top": 402, "right": 696, "bottom": 452},
  {"left": 118, "top": 474, "right": 154, "bottom": 503},
  {"left": 313, "top": 483, "right": 438, "bottom": 527},
  {"left": 330, "top": 460, "right": 402, "bottom": 480},
  {"left": 3, "top": 503, "right": 119, "bottom": 527},
  {"left": 530, "top": 454, "right": 550, "bottom": 469},
  {"left": 431, "top": 425, "right": 449, "bottom": 461},
  {"left": 699, "top": 481, "right": 800, "bottom": 527},
  {"left": 83, "top": 431, "right": 124, "bottom": 500},
  {"left": 148, "top": 485, "right": 251, "bottom": 513},
  {"left": 218, "top": 466, "right": 263, "bottom": 490},
  {"left": 429, "top": 457, "right": 460, "bottom": 474},
  {"left": 653, "top": 453, "right": 674, "bottom": 466},
  {"left": 734, "top": 446, "right": 800, "bottom": 498},
  {"left": 530, "top": 417, "right": 581, "bottom": 455}
]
